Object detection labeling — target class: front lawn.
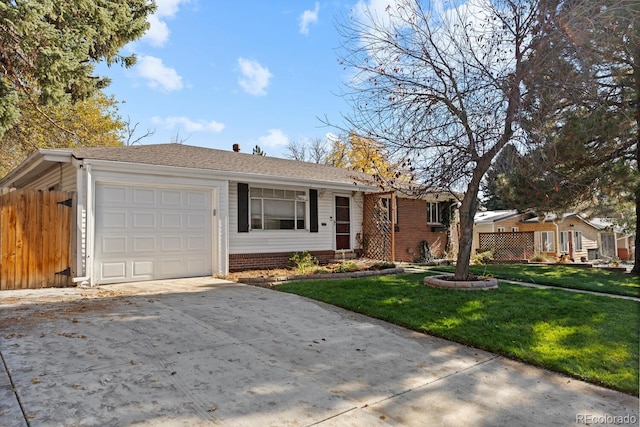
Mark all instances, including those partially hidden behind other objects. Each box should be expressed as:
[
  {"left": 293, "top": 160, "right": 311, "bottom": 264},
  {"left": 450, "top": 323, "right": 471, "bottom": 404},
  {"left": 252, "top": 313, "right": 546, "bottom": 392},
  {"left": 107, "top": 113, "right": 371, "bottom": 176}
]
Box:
[
  {"left": 277, "top": 273, "right": 639, "bottom": 395},
  {"left": 429, "top": 264, "right": 640, "bottom": 297}
]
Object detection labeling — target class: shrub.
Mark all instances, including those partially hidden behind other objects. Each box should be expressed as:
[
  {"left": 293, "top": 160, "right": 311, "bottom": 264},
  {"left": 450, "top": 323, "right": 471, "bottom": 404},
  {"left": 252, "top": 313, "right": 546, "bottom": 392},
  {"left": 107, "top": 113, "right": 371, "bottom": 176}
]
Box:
[
  {"left": 369, "top": 262, "right": 396, "bottom": 270},
  {"left": 471, "top": 250, "right": 494, "bottom": 265},
  {"left": 529, "top": 252, "right": 551, "bottom": 263},
  {"left": 288, "top": 251, "right": 318, "bottom": 274},
  {"left": 337, "top": 261, "right": 360, "bottom": 273}
]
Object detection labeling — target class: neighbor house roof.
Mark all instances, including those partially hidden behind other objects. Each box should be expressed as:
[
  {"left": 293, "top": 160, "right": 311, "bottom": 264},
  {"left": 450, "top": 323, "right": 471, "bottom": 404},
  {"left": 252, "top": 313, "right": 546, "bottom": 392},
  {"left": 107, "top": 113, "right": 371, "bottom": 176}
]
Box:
[
  {"left": 0, "top": 143, "right": 377, "bottom": 189},
  {"left": 474, "top": 210, "right": 520, "bottom": 225},
  {"left": 522, "top": 213, "right": 628, "bottom": 234}
]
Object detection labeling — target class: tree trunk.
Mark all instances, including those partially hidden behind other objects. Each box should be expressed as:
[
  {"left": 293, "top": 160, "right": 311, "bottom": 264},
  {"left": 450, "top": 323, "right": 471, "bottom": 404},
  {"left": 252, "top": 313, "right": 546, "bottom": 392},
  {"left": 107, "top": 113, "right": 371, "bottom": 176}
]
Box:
[
  {"left": 630, "top": 68, "right": 639, "bottom": 276},
  {"left": 632, "top": 190, "right": 639, "bottom": 275},
  {"left": 454, "top": 173, "right": 483, "bottom": 280}
]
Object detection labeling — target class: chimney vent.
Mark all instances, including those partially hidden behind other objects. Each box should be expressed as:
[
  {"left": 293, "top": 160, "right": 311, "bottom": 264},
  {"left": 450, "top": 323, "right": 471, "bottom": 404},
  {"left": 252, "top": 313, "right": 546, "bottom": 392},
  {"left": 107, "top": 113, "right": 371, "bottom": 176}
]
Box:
[{"left": 232, "top": 143, "right": 240, "bottom": 152}]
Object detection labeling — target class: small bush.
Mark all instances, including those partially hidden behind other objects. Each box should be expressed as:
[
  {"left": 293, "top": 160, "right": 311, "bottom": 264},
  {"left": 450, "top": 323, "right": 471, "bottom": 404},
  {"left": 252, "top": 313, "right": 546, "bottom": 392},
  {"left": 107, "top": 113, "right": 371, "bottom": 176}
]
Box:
[
  {"left": 529, "top": 252, "right": 551, "bottom": 263},
  {"left": 337, "top": 261, "right": 360, "bottom": 273},
  {"left": 288, "top": 251, "right": 318, "bottom": 274},
  {"left": 369, "top": 262, "right": 396, "bottom": 270},
  {"left": 471, "top": 250, "right": 494, "bottom": 265}
]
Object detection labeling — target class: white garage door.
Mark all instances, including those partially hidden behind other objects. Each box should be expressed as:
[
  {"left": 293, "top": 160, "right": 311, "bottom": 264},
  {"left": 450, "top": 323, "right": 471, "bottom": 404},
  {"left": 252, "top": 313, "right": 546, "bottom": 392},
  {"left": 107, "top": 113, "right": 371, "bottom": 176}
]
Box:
[{"left": 94, "top": 183, "right": 213, "bottom": 284}]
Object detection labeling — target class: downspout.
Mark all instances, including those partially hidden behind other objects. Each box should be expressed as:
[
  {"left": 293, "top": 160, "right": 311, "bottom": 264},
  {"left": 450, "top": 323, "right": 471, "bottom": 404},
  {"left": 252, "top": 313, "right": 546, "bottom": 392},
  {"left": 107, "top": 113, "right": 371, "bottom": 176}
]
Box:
[
  {"left": 72, "top": 163, "right": 93, "bottom": 286},
  {"left": 553, "top": 221, "right": 559, "bottom": 257},
  {"left": 72, "top": 160, "right": 88, "bottom": 285}
]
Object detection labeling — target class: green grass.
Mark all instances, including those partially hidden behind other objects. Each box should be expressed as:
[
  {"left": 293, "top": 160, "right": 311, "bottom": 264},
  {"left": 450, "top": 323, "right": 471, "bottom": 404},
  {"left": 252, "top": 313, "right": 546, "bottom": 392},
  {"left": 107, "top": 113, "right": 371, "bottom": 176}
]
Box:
[
  {"left": 428, "top": 264, "right": 640, "bottom": 297},
  {"left": 277, "top": 273, "right": 639, "bottom": 395}
]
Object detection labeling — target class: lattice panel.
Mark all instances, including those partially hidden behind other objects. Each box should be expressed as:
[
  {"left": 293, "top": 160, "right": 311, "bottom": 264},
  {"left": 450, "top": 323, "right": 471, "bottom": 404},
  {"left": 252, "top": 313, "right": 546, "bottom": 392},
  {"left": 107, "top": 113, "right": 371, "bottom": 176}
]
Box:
[
  {"left": 362, "top": 193, "right": 392, "bottom": 261},
  {"left": 478, "top": 232, "right": 535, "bottom": 261}
]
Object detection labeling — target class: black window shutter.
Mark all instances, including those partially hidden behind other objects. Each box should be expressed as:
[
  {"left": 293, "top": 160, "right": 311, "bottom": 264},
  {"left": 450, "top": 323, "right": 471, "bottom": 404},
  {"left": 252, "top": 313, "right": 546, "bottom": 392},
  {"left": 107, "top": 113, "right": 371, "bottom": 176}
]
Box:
[
  {"left": 238, "top": 183, "right": 249, "bottom": 232},
  {"left": 309, "top": 189, "right": 318, "bottom": 233}
]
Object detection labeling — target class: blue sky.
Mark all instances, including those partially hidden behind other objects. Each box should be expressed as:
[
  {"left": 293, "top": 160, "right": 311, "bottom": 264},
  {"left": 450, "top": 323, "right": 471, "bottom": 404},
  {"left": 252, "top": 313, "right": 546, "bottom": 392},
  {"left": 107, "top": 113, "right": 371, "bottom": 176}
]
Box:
[{"left": 98, "top": 0, "right": 380, "bottom": 158}]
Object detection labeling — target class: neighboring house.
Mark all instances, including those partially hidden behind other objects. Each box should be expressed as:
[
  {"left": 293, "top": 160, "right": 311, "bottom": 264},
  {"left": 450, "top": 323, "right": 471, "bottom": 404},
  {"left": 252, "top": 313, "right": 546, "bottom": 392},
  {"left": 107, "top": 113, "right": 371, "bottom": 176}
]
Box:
[
  {"left": 520, "top": 213, "right": 601, "bottom": 261},
  {"left": 473, "top": 210, "right": 635, "bottom": 262},
  {"left": 0, "top": 144, "right": 379, "bottom": 285},
  {"left": 583, "top": 217, "right": 635, "bottom": 261},
  {"left": 472, "top": 210, "right": 521, "bottom": 255}
]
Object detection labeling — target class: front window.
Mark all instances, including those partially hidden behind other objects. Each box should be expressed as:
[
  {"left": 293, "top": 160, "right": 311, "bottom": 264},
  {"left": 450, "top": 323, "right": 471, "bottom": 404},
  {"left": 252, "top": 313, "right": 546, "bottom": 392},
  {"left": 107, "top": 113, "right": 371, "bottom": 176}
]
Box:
[
  {"left": 380, "top": 197, "right": 397, "bottom": 223},
  {"left": 250, "top": 187, "right": 307, "bottom": 230},
  {"left": 427, "top": 202, "right": 441, "bottom": 223},
  {"left": 540, "top": 231, "right": 555, "bottom": 252},
  {"left": 560, "top": 231, "right": 569, "bottom": 252},
  {"left": 574, "top": 231, "right": 583, "bottom": 250}
]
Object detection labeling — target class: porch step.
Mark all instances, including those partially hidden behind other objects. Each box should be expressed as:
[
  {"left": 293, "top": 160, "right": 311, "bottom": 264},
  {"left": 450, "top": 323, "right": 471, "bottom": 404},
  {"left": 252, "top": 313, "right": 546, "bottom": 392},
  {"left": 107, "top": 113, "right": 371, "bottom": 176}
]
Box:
[{"left": 332, "top": 251, "right": 357, "bottom": 262}]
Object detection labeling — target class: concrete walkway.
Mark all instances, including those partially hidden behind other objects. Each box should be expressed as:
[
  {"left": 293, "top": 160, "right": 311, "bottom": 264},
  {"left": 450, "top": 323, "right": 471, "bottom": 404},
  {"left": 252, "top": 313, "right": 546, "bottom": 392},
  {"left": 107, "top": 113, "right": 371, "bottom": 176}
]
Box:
[
  {"left": 419, "top": 267, "right": 640, "bottom": 302},
  {"left": 1, "top": 278, "right": 638, "bottom": 426}
]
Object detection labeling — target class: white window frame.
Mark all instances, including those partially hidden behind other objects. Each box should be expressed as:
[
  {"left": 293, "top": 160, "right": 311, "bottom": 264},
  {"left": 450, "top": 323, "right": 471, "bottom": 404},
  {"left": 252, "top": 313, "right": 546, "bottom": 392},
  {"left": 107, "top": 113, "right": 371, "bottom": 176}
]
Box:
[
  {"left": 497, "top": 227, "right": 506, "bottom": 232},
  {"left": 380, "top": 197, "right": 398, "bottom": 223},
  {"left": 512, "top": 226, "right": 519, "bottom": 232},
  {"left": 574, "top": 231, "right": 583, "bottom": 251},
  {"left": 540, "top": 231, "right": 556, "bottom": 252},
  {"left": 560, "top": 231, "right": 569, "bottom": 253},
  {"left": 427, "top": 202, "right": 441, "bottom": 224},
  {"left": 249, "top": 186, "right": 307, "bottom": 231}
]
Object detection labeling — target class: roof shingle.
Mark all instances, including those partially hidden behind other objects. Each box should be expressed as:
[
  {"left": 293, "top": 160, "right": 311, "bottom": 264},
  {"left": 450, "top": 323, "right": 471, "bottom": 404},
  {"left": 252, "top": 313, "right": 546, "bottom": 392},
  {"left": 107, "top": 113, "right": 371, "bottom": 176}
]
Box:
[{"left": 69, "top": 143, "right": 372, "bottom": 186}]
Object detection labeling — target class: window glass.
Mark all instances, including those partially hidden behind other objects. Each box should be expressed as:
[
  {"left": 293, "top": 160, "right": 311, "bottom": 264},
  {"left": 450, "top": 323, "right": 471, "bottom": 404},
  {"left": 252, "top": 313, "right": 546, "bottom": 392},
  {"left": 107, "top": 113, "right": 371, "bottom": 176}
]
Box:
[
  {"left": 542, "top": 231, "right": 555, "bottom": 251},
  {"left": 575, "top": 231, "right": 583, "bottom": 250},
  {"left": 251, "top": 199, "right": 262, "bottom": 229},
  {"left": 427, "top": 202, "right": 441, "bottom": 223},
  {"left": 250, "top": 187, "right": 306, "bottom": 230}
]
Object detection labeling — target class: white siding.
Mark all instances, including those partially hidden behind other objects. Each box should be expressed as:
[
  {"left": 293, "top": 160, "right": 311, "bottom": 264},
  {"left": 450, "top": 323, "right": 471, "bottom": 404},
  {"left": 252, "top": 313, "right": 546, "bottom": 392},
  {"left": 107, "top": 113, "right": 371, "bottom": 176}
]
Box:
[
  {"left": 24, "top": 163, "right": 77, "bottom": 192},
  {"left": 229, "top": 181, "right": 364, "bottom": 254}
]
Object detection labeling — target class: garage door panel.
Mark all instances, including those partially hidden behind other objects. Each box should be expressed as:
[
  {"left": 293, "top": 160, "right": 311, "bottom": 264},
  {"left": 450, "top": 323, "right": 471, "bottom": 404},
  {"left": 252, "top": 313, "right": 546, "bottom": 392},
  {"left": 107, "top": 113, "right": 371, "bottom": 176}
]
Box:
[
  {"left": 161, "top": 190, "right": 182, "bottom": 206},
  {"left": 187, "top": 213, "right": 207, "bottom": 228},
  {"left": 161, "top": 236, "right": 182, "bottom": 251},
  {"left": 186, "top": 191, "right": 207, "bottom": 208},
  {"left": 187, "top": 236, "right": 206, "bottom": 250},
  {"left": 99, "top": 186, "right": 127, "bottom": 205},
  {"left": 133, "top": 211, "right": 156, "bottom": 228},
  {"left": 161, "top": 213, "right": 182, "bottom": 228},
  {"left": 132, "top": 236, "right": 156, "bottom": 252},
  {"left": 133, "top": 188, "right": 155, "bottom": 204},
  {"left": 95, "top": 184, "right": 213, "bottom": 284},
  {"left": 132, "top": 261, "right": 154, "bottom": 277},
  {"left": 102, "top": 262, "right": 126, "bottom": 280},
  {"left": 101, "top": 211, "right": 127, "bottom": 228},
  {"left": 102, "top": 236, "right": 127, "bottom": 254}
]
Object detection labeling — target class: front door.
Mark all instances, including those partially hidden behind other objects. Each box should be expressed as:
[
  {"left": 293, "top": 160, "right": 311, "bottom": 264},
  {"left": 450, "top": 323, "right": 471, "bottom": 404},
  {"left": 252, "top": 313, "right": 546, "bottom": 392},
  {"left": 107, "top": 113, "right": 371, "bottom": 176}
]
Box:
[{"left": 335, "top": 196, "right": 350, "bottom": 250}]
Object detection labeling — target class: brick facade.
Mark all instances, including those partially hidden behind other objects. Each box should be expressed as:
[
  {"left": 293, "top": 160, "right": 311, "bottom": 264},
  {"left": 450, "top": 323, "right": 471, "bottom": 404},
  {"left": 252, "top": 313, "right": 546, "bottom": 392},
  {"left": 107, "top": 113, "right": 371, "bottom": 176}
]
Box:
[
  {"left": 229, "top": 250, "right": 335, "bottom": 272},
  {"left": 394, "top": 198, "right": 449, "bottom": 262}
]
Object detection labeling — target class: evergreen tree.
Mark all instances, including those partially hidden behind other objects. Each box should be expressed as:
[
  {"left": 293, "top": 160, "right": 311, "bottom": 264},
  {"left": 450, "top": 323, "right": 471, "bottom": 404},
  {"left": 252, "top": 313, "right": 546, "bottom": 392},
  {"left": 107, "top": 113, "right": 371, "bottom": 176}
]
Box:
[{"left": 0, "top": 0, "right": 154, "bottom": 136}]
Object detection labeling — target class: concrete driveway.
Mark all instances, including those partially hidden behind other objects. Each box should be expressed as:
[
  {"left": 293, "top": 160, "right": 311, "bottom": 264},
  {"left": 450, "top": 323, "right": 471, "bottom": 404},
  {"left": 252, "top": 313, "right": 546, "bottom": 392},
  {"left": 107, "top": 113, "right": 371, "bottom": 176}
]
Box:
[{"left": 1, "top": 278, "right": 637, "bottom": 426}]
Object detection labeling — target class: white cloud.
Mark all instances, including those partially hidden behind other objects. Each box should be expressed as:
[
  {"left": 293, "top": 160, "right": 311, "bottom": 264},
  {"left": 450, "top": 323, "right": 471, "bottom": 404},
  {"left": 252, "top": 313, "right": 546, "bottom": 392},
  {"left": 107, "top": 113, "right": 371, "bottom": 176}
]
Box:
[
  {"left": 136, "top": 56, "right": 183, "bottom": 92},
  {"left": 258, "top": 129, "right": 289, "bottom": 147},
  {"left": 141, "top": 0, "right": 190, "bottom": 47},
  {"left": 142, "top": 15, "right": 170, "bottom": 47},
  {"left": 237, "top": 58, "right": 272, "bottom": 96},
  {"left": 152, "top": 116, "right": 225, "bottom": 133},
  {"left": 155, "top": 0, "right": 190, "bottom": 18},
  {"left": 299, "top": 2, "right": 320, "bottom": 35}
]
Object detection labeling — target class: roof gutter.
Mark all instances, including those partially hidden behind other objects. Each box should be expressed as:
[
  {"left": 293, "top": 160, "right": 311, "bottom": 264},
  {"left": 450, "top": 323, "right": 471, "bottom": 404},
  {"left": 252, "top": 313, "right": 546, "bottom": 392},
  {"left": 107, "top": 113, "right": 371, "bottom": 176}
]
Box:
[
  {"left": 0, "top": 149, "right": 73, "bottom": 187},
  {"left": 81, "top": 158, "right": 379, "bottom": 193}
]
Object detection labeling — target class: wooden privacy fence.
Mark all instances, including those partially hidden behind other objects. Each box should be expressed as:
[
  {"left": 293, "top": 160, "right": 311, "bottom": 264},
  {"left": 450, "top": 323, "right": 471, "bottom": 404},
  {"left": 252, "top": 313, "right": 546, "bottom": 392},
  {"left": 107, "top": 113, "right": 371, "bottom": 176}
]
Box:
[
  {"left": 1, "top": 188, "right": 74, "bottom": 290},
  {"left": 479, "top": 231, "right": 535, "bottom": 261}
]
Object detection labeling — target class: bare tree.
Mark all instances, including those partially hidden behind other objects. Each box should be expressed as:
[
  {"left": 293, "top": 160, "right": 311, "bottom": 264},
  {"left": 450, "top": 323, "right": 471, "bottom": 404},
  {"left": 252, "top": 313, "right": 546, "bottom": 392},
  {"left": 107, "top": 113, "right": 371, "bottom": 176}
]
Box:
[
  {"left": 124, "top": 117, "right": 155, "bottom": 146},
  {"left": 337, "top": 0, "right": 545, "bottom": 279},
  {"left": 285, "top": 140, "right": 308, "bottom": 161},
  {"left": 285, "top": 138, "right": 332, "bottom": 163}
]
